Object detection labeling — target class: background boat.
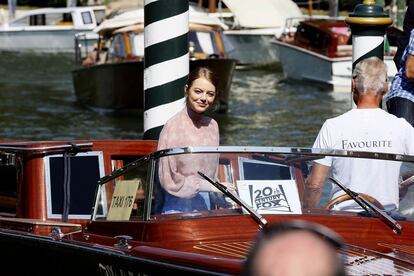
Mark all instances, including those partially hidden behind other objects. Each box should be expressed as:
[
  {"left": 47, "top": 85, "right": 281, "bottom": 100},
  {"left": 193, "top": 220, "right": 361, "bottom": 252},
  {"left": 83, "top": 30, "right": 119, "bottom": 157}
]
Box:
[
  {"left": 0, "top": 6, "right": 106, "bottom": 53},
  {"left": 272, "top": 16, "right": 399, "bottom": 92},
  {"left": 212, "top": 0, "right": 303, "bottom": 67},
  {"left": 72, "top": 7, "right": 236, "bottom": 113}
]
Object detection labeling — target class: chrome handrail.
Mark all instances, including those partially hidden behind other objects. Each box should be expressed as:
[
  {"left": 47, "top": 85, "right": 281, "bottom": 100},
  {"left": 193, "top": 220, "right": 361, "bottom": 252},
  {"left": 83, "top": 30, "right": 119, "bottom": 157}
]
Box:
[
  {"left": 152, "top": 146, "right": 414, "bottom": 162},
  {"left": 97, "top": 146, "right": 414, "bottom": 187},
  {"left": 0, "top": 142, "right": 93, "bottom": 153}
]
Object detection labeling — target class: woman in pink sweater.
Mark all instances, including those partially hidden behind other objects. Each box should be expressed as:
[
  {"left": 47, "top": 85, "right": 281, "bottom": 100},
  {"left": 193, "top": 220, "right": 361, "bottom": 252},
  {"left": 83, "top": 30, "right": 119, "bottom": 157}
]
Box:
[{"left": 156, "top": 67, "right": 232, "bottom": 213}]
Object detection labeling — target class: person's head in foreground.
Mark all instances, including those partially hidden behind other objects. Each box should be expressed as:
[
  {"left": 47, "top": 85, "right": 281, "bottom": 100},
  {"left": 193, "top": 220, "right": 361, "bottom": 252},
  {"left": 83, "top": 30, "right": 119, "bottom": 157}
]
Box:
[{"left": 242, "top": 220, "right": 346, "bottom": 276}]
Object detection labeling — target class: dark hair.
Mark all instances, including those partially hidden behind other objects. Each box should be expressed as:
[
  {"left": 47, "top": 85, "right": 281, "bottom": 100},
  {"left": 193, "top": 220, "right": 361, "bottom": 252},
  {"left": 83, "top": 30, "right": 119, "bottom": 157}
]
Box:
[
  {"left": 185, "top": 67, "right": 220, "bottom": 107},
  {"left": 242, "top": 220, "right": 346, "bottom": 276}
]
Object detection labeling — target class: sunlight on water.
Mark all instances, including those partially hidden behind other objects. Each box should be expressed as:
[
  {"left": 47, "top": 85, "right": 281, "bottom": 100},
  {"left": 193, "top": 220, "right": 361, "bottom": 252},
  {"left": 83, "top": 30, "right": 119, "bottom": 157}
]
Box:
[
  {"left": 0, "top": 53, "right": 352, "bottom": 146},
  {"left": 217, "top": 70, "right": 351, "bottom": 147}
]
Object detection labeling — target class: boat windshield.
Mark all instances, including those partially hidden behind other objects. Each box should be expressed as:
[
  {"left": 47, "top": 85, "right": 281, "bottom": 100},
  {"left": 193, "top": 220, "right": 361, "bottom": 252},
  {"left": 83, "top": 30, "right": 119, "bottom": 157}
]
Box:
[{"left": 92, "top": 147, "right": 414, "bottom": 223}]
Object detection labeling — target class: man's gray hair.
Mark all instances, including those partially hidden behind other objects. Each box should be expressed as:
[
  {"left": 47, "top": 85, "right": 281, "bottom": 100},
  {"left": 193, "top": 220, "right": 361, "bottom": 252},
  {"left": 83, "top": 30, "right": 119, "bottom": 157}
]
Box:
[{"left": 352, "top": 56, "right": 388, "bottom": 96}]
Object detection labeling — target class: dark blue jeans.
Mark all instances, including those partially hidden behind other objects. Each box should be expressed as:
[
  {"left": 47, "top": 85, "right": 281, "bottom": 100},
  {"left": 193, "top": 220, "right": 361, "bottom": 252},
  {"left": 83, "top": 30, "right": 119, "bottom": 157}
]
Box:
[
  {"left": 161, "top": 192, "right": 209, "bottom": 214},
  {"left": 386, "top": 97, "right": 414, "bottom": 127}
]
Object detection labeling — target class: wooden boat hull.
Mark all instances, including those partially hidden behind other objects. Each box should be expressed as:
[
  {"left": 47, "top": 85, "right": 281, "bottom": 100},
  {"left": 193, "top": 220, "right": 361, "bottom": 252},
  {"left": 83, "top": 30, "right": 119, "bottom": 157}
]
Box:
[
  {"left": 0, "top": 229, "right": 232, "bottom": 276},
  {"left": 72, "top": 61, "right": 143, "bottom": 110},
  {"left": 1, "top": 213, "right": 414, "bottom": 275},
  {"left": 72, "top": 58, "right": 237, "bottom": 113}
]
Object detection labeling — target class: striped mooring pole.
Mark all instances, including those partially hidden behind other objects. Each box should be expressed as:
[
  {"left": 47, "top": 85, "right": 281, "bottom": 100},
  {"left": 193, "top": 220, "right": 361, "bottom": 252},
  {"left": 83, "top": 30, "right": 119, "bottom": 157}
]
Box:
[
  {"left": 143, "top": 0, "right": 189, "bottom": 140},
  {"left": 345, "top": 0, "right": 392, "bottom": 106}
]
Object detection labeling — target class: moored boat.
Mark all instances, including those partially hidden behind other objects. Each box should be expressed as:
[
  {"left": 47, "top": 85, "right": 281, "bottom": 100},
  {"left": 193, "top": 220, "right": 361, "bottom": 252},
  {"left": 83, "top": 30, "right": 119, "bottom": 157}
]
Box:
[
  {"left": 0, "top": 6, "right": 106, "bottom": 53},
  {"left": 71, "top": 8, "right": 237, "bottom": 113},
  {"left": 271, "top": 17, "right": 399, "bottom": 92},
  {"left": 1, "top": 141, "right": 414, "bottom": 275}
]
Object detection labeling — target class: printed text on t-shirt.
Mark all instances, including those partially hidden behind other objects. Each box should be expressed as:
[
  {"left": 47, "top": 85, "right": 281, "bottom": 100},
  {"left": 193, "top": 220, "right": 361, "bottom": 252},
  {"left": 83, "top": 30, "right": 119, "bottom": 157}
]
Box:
[{"left": 342, "top": 140, "right": 392, "bottom": 149}]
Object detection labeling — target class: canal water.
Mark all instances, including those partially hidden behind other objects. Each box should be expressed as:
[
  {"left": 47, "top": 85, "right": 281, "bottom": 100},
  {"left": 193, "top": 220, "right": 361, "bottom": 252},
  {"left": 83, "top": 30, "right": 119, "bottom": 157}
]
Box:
[{"left": 0, "top": 52, "right": 351, "bottom": 147}]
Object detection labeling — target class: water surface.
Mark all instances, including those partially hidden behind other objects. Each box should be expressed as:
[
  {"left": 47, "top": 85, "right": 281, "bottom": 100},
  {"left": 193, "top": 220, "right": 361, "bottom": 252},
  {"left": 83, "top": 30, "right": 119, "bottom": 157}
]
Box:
[{"left": 0, "top": 52, "right": 352, "bottom": 146}]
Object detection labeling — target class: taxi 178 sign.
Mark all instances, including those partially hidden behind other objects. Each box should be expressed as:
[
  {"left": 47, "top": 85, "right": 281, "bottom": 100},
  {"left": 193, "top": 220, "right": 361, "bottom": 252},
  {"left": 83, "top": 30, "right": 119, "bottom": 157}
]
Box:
[{"left": 237, "top": 180, "right": 302, "bottom": 214}]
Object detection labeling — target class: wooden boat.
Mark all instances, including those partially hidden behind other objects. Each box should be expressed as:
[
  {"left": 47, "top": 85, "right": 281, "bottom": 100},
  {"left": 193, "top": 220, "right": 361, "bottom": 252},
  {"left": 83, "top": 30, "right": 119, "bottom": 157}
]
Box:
[
  {"left": 0, "top": 6, "right": 106, "bottom": 53},
  {"left": 1, "top": 140, "right": 414, "bottom": 275},
  {"left": 271, "top": 17, "right": 399, "bottom": 92},
  {"left": 71, "top": 8, "right": 237, "bottom": 113}
]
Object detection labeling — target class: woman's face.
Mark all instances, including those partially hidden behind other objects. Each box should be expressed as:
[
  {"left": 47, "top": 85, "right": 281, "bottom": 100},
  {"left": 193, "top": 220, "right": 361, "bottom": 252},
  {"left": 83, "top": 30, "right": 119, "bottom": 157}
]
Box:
[{"left": 185, "top": 77, "right": 216, "bottom": 113}]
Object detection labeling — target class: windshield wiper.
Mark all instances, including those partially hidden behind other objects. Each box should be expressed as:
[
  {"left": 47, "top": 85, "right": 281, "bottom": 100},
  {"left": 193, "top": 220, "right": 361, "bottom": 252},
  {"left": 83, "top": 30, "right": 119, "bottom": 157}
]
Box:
[
  {"left": 329, "top": 177, "right": 403, "bottom": 235},
  {"left": 198, "top": 171, "right": 268, "bottom": 228},
  {"left": 399, "top": 174, "right": 414, "bottom": 190}
]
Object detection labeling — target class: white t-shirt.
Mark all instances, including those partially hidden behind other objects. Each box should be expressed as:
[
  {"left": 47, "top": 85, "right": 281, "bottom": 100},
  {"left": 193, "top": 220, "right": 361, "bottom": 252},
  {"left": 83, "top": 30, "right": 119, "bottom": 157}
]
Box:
[{"left": 313, "top": 108, "right": 414, "bottom": 208}]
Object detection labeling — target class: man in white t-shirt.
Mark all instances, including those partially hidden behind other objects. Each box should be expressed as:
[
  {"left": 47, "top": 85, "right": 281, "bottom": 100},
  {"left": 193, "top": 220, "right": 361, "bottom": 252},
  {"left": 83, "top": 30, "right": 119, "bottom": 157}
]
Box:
[{"left": 305, "top": 57, "right": 414, "bottom": 211}]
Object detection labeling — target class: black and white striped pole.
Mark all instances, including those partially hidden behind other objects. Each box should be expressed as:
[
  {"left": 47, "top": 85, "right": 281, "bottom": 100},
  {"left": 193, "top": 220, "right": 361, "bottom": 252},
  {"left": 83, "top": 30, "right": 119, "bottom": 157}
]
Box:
[
  {"left": 345, "top": 0, "right": 392, "bottom": 107},
  {"left": 143, "top": 0, "right": 189, "bottom": 140}
]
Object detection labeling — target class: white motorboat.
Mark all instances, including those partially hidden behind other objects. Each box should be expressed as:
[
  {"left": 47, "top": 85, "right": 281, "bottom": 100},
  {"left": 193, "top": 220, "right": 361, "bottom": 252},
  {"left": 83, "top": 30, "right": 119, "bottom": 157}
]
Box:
[
  {"left": 0, "top": 6, "right": 106, "bottom": 53},
  {"left": 214, "top": 0, "right": 303, "bottom": 67},
  {"left": 271, "top": 17, "right": 398, "bottom": 92}
]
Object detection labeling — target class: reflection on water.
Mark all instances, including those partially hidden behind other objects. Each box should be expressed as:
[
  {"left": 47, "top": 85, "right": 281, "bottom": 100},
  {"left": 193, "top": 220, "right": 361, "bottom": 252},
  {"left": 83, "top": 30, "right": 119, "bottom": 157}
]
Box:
[{"left": 0, "top": 52, "right": 351, "bottom": 146}]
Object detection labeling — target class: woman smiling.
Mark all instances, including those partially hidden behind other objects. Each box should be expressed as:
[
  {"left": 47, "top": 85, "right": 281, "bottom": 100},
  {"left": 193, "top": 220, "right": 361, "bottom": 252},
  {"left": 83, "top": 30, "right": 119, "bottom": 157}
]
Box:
[{"left": 156, "top": 67, "right": 233, "bottom": 214}]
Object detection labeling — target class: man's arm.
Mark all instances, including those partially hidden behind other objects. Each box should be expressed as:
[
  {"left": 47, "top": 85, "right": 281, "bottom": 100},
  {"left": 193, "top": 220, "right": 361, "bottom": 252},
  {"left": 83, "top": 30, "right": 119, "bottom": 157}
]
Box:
[
  {"left": 304, "top": 163, "right": 329, "bottom": 208},
  {"left": 395, "top": 0, "right": 414, "bottom": 69},
  {"left": 405, "top": 54, "right": 414, "bottom": 80}
]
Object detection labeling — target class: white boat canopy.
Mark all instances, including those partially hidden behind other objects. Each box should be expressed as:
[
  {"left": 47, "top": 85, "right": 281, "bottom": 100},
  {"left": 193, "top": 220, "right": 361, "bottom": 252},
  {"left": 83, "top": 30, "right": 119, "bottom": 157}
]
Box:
[
  {"left": 94, "top": 9, "right": 144, "bottom": 34},
  {"left": 94, "top": 7, "right": 227, "bottom": 35},
  {"left": 222, "top": 0, "right": 302, "bottom": 28}
]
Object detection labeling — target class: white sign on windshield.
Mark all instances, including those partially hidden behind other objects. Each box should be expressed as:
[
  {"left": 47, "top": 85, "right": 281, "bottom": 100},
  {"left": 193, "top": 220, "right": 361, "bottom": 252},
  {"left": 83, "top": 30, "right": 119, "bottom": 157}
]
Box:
[{"left": 237, "top": 180, "right": 302, "bottom": 214}]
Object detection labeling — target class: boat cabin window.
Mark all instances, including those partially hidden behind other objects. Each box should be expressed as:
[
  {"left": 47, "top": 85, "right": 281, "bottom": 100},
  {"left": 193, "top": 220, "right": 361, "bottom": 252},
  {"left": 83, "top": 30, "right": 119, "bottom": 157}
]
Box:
[
  {"left": 150, "top": 152, "right": 302, "bottom": 217},
  {"left": 26, "top": 12, "right": 74, "bottom": 26},
  {"left": 307, "top": 156, "right": 414, "bottom": 216},
  {"left": 0, "top": 166, "right": 18, "bottom": 198},
  {"left": 91, "top": 148, "right": 414, "bottom": 222},
  {"left": 81, "top": 11, "right": 93, "bottom": 25},
  {"left": 93, "top": 9, "right": 106, "bottom": 25},
  {"left": 109, "top": 33, "right": 126, "bottom": 58},
  {"left": 94, "top": 156, "right": 150, "bottom": 221},
  {"left": 130, "top": 32, "right": 144, "bottom": 57},
  {"left": 189, "top": 31, "right": 218, "bottom": 57},
  {"left": 57, "top": 13, "right": 73, "bottom": 25},
  {"left": 221, "top": 33, "right": 235, "bottom": 55},
  {"left": 29, "top": 14, "right": 46, "bottom": 26},
  {"left": 329, "top": 26, "right": 350, "bottom": 45},
  {"left": 296, "top": 24, "right": 330, "bottom": 53},
  {"left": 0, "top": 156, "right": 20, "bottom": 214},
  {"left": 238, "top": 157, "right": 293, "bottom": 180},
  {"left": 106, "top": 30, "right": 221, "bottom": 61},
  {"left": 44, "top": 151, "right": 105, "bottom": 219}
]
